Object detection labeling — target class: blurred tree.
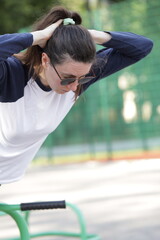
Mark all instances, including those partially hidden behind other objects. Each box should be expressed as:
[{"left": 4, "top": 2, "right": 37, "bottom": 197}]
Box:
[
  {"left": 0, "top": 0, "right": 83, "bottom": 34},
  {"left": 0, "top": 0, "right": 128, "bottom": 34},
  {"left": 108, "top": 0, "right": 126, "bottom": 3},
  {"left": 0, "top": 0, "right": 55, "bottom": 33}
]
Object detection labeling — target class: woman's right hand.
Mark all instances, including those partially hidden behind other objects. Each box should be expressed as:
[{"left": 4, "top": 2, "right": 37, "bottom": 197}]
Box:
[{"left": 31, "top": 19, "right": 63, "bottom": 48}]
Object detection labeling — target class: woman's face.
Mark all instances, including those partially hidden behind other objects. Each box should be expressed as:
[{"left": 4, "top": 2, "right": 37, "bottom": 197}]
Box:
[{"left": 40, "top": 53, "right": 92, "bottom": 94}]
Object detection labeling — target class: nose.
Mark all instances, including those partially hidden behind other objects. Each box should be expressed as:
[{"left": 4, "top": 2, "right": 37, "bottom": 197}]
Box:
[{"left": 67, "top": 80, "right": 79, "bottom": 91}]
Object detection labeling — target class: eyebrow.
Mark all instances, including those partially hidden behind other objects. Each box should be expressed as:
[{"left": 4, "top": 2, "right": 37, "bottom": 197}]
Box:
[
  {"left": 62, "top": 74, "right": 77, "bottom": 78},
  {"left": 61, "top": 72, "right": 89, "bottom": 78}
]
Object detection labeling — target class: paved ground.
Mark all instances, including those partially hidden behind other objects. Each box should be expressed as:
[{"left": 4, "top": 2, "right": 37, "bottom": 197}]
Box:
[{"left": 1, "top": 159, "right": 160, "bottom": 240}]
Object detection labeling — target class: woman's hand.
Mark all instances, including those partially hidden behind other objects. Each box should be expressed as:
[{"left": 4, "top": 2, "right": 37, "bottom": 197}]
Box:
[
  {"left": 88, "top": 29, "right": 112, "bottom": 45},
  {"left": 31, "top": 19, "right": 63, "bottom": 48}
]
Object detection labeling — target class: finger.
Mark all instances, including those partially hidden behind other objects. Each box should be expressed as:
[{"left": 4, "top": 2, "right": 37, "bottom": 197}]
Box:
[
  {"left": 56, "top": 19, "right": 63, "bottom": 25},
  {"left": 51, "top": 19, "right": 63, "bottom": 28},
  {"left": 46, "top": 19, "right": 63, "bottom": 31}
]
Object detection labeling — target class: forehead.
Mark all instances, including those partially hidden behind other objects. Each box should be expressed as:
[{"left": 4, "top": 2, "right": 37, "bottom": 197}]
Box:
[{"left": 56, "top": 60, "right": 92, "bottom": 76}]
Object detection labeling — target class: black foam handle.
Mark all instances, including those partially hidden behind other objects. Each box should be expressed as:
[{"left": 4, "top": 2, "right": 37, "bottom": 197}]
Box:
[{"left": 21, "top": 200, "right": 66, "bottom": 211}]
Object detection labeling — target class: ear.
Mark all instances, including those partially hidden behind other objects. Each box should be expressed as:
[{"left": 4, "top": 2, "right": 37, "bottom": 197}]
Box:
[{"left": 41, "top": 52, "right": 51, "bottom": 68}]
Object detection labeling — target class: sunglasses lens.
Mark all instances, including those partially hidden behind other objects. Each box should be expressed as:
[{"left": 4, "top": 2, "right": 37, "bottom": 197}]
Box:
[
  {"left": 61, "top": 76, "right": 95, "bottom": 86},
  {"left": 61, "top": 78, "right": 76, "bottom": 86},
  {"left": 79, "top": 77, "right": 94, "bottom": 84}
]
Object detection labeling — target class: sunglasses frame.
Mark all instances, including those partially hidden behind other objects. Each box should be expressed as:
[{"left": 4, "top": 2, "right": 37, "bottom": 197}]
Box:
[{"left": 52, "top": 64, "right": 95, "bottom": 86}]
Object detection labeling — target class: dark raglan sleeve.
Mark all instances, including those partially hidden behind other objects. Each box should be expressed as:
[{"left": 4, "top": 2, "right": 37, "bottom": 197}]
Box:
[
  {"left": 81, "top": 31, "right": 153, "bottom": 93},
  {"left": 0, "top": 33, "right": 33, "bottom": 101},
  {"left": 0, "top": 33, "right": 33, "bottom": 61}
]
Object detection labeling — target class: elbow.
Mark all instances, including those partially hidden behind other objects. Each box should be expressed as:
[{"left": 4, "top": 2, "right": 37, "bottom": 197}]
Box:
[
  {"left": 138, "top": 38, "right": 154, "bottom": 60},
  {"left": 144, "top": 38, "right": 154, "bottom": 56}
]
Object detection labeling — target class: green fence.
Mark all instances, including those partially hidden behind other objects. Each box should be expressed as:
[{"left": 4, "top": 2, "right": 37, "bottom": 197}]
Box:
[{"left": 35, "top": 0, "right": 160, "bottom": 163}]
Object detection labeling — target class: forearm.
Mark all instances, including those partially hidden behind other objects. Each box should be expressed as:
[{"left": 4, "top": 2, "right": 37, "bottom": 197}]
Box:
[
  {"left": 0, "top": 33, "right": 33, "bottom": 60},
  {"left": 89, "top": 30, "right": 153, "bottom": 60},
  {"left": 104, "top": 32, "right": 153, "bottom": 60},
  {"left": 81, "top": 31, "right": 153, "bottom": 94}
]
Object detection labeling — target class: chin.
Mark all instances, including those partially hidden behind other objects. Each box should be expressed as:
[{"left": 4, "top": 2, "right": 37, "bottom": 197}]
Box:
[{"left": 55, "top": 90, "right": 67, "bottom": 94}]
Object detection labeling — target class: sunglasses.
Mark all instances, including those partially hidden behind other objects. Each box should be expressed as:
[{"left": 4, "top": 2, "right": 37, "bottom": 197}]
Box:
[{"left": 52, "top": 64, "right": 95, "bottom": 86}]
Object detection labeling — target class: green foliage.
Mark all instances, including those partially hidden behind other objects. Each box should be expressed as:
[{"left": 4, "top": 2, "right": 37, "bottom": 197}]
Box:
[
  {"left": 0, "top": 0, "right": 83, "bottom": 34},
  {"left": 108, "top": 0, "right": 126, "bottom": 3},
  {"left": 0, "top": 0, "right": 48, "bottom": 33}
]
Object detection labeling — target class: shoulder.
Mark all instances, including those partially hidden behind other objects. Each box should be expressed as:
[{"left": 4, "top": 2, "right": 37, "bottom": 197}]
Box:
[{"left": 0, "top": 56, "right": 30, "bottom": 102}]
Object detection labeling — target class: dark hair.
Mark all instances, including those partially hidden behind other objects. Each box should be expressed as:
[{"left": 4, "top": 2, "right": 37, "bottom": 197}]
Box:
[
  {"left": 19, "top": 6, "right": 96, "bottom": 98},
  {"left": 44, "top": 25, "right": 96, "bottom": 65}
]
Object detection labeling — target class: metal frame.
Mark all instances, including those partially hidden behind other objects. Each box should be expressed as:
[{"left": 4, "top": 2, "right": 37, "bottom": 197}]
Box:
[{"left": 0, "top": 201, "right": 100, "bottom": 240}]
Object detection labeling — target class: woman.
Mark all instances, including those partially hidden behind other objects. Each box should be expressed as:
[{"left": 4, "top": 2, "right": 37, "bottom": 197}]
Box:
[{"left": 0, "top": 6, "right": 153, "bottom": 184}]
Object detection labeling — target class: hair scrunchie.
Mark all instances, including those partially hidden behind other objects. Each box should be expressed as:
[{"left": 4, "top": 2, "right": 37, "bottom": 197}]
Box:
[{"left": 63, "top": 18, "right": 75, "bottom": 25}]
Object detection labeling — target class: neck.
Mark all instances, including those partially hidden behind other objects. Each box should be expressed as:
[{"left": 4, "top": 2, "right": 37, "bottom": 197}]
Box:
[{"left": 33, "top": 66, "right": 48, "bottom": 87}]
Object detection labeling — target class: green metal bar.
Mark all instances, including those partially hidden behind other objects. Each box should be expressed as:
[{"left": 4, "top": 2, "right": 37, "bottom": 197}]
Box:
[
  {"left": 0, "top": 202, "right": 101, "bottom": 240},
  {"left": 0, "top": 204, "right": 20, "bottom": 211},
  {"left": 24, "top": 201, "right": 100, "bottom": 240},
  {"left": 23, "top": 211, "right": 30, "bottom": 225},
  {"left": 6, "top": 232, "right": 100, "bottom": 240},
  {"left": 0, "top": 204, "right": 30, "bottom": 240},
  {"left": 66, "top": 202, "right": 88, "bottom": 240},
  {"left": 26, "top": 231, "right": 100, "bottom": 239}
]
